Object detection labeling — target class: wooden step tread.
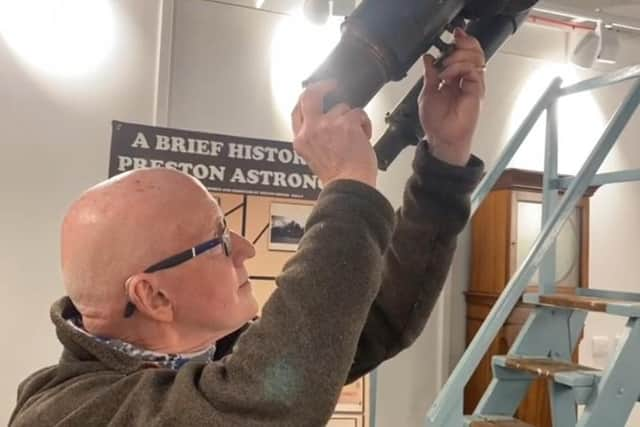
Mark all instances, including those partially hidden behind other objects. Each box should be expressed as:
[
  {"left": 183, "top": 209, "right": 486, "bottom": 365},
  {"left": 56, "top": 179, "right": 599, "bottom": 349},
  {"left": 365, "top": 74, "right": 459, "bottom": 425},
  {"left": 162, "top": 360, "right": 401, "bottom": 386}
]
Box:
[
  {"left": 468, "top": 417, "right": 533, "bottom": 427},
  {"left": 503, "top": 356, "right": 597, "bottom": 377},
  {"left": 538, "top": 293, "right": 640, "bottom": 312},
  {"left": 494, "top": 356, "right": 600, "bottom": 387}
]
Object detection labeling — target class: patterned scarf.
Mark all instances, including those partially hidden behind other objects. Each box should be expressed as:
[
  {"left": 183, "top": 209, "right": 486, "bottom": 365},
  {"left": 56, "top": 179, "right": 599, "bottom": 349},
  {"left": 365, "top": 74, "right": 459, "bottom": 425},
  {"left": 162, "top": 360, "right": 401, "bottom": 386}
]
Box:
[{"left": 67, "top": 316, "right": 216, "bottom": 370}]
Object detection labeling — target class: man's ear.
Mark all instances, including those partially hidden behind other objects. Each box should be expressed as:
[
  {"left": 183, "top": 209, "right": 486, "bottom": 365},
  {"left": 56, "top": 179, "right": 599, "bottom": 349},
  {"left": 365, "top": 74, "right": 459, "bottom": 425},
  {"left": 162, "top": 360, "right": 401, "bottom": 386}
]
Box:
[{"left": 126, "top": 275, "right": 174, "bottom": 322}]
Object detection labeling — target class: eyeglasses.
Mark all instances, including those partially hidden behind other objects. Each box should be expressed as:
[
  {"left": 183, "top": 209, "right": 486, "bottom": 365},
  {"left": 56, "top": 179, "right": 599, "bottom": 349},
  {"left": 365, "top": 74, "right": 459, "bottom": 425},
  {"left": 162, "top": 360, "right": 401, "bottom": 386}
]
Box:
[{"left": 123, "top": 220, "right": 232, "bottom": 318}]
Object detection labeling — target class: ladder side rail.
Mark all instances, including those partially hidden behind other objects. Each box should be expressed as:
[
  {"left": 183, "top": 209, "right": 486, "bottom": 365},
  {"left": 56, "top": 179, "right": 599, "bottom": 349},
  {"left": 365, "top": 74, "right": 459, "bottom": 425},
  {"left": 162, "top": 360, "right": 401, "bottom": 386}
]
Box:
[{"left": 426, "top": 78, "right": 640, "bottom": 427}]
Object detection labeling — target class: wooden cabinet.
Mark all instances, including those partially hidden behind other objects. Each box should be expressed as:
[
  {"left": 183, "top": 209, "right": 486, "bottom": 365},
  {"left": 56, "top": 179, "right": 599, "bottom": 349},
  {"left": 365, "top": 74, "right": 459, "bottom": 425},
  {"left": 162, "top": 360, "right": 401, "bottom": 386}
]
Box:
[{"left": 463, "top": 169, "right": 596, "bottom": 426}]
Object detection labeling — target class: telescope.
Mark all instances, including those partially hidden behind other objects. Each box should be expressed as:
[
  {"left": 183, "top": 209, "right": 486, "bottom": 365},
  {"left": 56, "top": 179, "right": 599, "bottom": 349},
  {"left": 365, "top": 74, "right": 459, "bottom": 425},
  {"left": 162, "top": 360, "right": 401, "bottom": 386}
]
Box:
[{"left": 304, "top": 0, "right": 538, "bottom": 169}]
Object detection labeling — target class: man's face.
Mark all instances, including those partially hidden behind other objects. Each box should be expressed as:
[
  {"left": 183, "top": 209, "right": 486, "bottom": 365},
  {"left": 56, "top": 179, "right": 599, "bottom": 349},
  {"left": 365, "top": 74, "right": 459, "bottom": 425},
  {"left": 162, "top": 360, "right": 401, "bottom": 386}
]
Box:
[{"left": 162, "top": 201, "right": 259, "bottom": 336}]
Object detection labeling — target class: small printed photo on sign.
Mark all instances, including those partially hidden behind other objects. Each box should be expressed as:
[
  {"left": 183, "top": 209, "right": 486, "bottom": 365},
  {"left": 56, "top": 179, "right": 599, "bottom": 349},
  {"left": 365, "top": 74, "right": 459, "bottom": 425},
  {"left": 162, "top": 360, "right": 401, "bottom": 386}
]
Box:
[
  {"left": 327, "top": 416, "right": 361, "bottom": 427},
  {"left": 269, "top": 202, "right": 313, "bottom": 252},
  {"left": 336, "top": 377, "right": 365, "bottom": 413}
]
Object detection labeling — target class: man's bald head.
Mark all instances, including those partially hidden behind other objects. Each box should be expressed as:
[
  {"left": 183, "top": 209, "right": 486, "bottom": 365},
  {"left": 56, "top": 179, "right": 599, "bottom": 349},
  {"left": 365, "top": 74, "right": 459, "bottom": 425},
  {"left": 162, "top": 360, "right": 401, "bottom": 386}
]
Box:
[{"left": 61, "top": 168, "right": 220, "bottom": 330}]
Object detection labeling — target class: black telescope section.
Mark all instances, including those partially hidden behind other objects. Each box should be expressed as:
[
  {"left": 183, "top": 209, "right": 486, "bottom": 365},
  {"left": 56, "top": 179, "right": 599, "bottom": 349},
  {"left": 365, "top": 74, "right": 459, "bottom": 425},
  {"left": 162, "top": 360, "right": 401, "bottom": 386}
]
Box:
[
  {"left": 374, "top": 10, "right": 532, "bottom": 170},
  {"left": 304, "top": 0, "right": 466, "bottom": 110},
  {"left": 470, "top": 9, "right": 530, "bottom": 59},
  {"left": 463, "top": 0, "right": 537, "bottom": 18},
  {"left": 303, "top": 0, "right": 537, "bottom": 111}
]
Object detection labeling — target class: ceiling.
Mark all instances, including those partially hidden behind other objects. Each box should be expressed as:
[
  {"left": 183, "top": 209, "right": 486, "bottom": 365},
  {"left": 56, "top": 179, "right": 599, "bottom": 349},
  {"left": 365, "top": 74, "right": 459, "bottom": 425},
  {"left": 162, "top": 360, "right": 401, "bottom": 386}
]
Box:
[
  {"left": 211, "top": 0, "right": 640, "bottom": 21},
  {"left": 208, "top": 0, "right": 299, "bottom": 14},
  {"left": 557, "top": 0, "right": 640, "bottom": 17}
]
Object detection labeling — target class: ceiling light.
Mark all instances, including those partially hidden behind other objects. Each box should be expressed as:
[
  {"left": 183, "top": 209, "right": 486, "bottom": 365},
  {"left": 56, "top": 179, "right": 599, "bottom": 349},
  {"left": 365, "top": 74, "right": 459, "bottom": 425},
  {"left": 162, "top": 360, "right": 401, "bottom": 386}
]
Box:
[
  {"left": 571, "top": 27, "right": 601, "bottom": 68},
  {"left": 0, "top": 0, "right": 115, "bottom": 77},
  {"left": 332, "top": 0, "right": 356, "bottom": 16},
  {"left": 303, "top": 0, "right": 331, "bottom": 25},
  {"left": 270, "top": 10, "right": 342, "bottom": 127},
  {"left": 302, "top": 0, "right": 357, "bottom": 23},
  {"left": 571, "top": 20, "right": 621, "bottom": 68},
  {"left": 597, "top": 26, "right": 620, "bottom": 64}
]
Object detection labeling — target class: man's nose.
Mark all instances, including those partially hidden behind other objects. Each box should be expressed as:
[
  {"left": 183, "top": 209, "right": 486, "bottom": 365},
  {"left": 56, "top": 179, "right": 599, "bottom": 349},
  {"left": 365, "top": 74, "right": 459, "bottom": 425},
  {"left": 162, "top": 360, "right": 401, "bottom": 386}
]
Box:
[{"left": 230, "top": 231, "right": 256, "bottom": 265}]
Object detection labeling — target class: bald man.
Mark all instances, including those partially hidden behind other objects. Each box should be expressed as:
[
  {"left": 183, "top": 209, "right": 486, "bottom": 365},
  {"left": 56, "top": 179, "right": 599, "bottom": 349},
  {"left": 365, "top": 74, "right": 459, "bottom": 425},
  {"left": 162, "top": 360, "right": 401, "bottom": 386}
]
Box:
[{"left": 11, "top": 30, "right": 485, "bottom": 427}]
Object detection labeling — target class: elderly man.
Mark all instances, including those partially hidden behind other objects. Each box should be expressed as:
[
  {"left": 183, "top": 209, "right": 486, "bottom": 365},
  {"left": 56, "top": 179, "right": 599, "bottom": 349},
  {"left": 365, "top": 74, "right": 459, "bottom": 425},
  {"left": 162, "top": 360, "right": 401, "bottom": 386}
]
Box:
[{"left": 11, "top": 29, "right": 485, "bottom": 426}]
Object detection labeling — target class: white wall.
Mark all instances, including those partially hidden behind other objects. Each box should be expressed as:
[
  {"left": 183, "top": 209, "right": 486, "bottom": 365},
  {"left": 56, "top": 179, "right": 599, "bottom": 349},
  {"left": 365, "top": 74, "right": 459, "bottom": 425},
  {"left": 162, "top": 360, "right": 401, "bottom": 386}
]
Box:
[
  {"left": 0, "top": 1, "right": 162, "bottom": 424},
  {"left": 2, "top": 0, "right": 640, "bottom": 426}
]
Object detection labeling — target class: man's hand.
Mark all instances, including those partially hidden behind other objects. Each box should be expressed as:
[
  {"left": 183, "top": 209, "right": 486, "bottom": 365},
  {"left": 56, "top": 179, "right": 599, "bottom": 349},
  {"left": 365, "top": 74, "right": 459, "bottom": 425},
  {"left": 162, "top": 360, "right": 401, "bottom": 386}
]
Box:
[
  {"left": 419, "top": 28, "right": 486, "bottom": 166},
  {"left": 291, "top": 81, "right": 377, "bottom": 187}
]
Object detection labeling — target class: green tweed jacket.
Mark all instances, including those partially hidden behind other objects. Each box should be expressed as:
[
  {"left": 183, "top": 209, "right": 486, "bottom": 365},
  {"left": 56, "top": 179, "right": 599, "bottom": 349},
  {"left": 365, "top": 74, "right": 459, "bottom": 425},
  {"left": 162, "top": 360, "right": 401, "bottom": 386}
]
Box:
[{"left": 10, "top": 142, "right": 483, "bottom": 426}]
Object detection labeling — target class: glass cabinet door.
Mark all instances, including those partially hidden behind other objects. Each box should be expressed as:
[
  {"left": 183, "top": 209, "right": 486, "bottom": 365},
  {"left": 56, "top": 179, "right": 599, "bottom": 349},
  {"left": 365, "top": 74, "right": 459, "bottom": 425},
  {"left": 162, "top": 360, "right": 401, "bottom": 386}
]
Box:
[{"left": 515, "top": 200, "right": 582, "bottom": 288}]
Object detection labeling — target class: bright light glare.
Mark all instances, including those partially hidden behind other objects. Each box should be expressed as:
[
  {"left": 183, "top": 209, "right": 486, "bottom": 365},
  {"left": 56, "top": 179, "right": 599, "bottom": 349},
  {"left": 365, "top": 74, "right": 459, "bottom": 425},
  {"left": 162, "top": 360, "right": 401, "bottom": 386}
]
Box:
[
  {"left": 507, "top": 64, "right": 607, "bottom": 175},
  {"left": 0, "top": 0, "right": 115, "bottom": 77},
  {"left": 270, "top": 10, "right": 342, "bottom": 122}
]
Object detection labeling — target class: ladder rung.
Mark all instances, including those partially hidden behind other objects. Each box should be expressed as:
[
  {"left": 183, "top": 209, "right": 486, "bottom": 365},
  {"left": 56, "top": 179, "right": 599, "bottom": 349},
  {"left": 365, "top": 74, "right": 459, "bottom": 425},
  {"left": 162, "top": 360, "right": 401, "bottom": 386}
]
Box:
[
  {"left": 466, "top": 415, "right": 534, "bottom": 427},
  {"left": 494, "top": 356, "right": 599, "bottom": 387},
  {"left": 523, "top": 292, "right": 640, "bottom": 317}
]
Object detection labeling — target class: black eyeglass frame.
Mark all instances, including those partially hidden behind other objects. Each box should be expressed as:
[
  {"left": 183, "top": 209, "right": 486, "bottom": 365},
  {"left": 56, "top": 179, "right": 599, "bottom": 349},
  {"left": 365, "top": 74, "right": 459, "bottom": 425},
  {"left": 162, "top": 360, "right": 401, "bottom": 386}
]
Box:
[{"left": 123, "top": 221, "right": 231, "bottom": 318}]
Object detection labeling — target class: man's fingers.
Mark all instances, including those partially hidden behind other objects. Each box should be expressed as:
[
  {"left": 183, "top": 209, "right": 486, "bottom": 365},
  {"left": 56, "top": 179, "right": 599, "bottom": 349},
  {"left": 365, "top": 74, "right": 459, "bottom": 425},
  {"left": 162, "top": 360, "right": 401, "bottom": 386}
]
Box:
[
  {"left": 299, "top": 80, "right": 338, "bottom": 121},
  {"left": 438, "top": 62, "right": 485, "bottom": 84},
  {"left": 453, "top": 27, "right": 483, "bottom": 51},
  {"left": 435, "top": 30, "right": 486, "bottom": 98},
  {"left": 459, "top": 70, "right": 486, "bottom": 98},
  {"left": 291, "top": 103, "right": 303, "bottom": 136},
  {"left": 342, "top": 108, "right": 372, "bottom": 140},
  {"left": 442, "top": 49, "right": 486, "bottom": 69},
  {"left": 293, "top": 80, "right": 339, "bottom": 137},
  {"left": 422, "top": 54, "right": 441, "bottom": 91},
  {"left": 325, "top": 103, "right": 352, "bottom": 119},
  {"left": 293, "top": 98, "right": 350, "bottom": 137},
  {"left": 360, "top": 111, "right": 373, "bottom": 140}
]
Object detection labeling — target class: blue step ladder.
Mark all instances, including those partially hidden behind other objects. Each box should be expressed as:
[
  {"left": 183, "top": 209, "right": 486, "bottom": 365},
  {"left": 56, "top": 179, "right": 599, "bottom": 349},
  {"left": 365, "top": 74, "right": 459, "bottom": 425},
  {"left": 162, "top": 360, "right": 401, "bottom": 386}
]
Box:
[{"left": 425, "top": 64, "right": 640, "bottom": 427}]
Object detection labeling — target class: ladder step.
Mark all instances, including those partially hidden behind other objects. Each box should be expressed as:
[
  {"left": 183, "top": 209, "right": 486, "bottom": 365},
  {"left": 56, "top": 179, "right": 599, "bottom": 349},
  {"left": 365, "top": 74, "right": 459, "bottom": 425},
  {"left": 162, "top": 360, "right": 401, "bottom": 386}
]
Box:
[
  {"left": 523, "top": 292, "right": 640, "bottom": 317},
  {"left": 465, "top": 415, "right": 534, "bottom": 427},
  {"left": 494, "top": 356, "right": 599, "bottom": 387}
]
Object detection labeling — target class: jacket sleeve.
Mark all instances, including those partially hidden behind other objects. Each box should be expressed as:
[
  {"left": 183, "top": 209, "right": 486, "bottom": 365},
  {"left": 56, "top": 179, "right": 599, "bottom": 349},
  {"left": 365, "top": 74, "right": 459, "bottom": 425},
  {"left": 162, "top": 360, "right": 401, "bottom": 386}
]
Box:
[
  {"left": 192, "top": 179, "right": 396, "bottom": 425},
  {"left": 347, "top": 141, "right": 484, "bottom": 382}
]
